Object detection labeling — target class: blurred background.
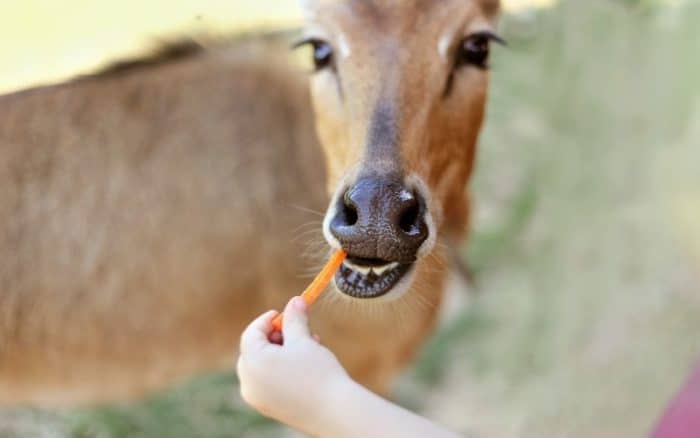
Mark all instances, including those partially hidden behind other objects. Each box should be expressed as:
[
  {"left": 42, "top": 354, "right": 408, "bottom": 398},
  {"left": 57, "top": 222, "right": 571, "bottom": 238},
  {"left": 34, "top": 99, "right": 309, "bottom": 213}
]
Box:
[{"left": 1, "top": 0, "right": 698, "bottom": 436}]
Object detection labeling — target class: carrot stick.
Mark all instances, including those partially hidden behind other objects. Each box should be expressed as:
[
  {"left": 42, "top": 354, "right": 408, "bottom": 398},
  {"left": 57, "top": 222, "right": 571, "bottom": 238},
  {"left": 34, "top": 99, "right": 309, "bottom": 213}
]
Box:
[{"left": 271, "top": 249, "right": 346, "bottom": 332}]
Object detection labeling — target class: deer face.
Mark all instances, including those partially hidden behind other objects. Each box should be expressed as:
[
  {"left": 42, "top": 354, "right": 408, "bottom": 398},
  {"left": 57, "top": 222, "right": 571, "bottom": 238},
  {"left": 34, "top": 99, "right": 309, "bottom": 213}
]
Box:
[{"left": 299, "top": 0, "right": 501, "bottom": 299}]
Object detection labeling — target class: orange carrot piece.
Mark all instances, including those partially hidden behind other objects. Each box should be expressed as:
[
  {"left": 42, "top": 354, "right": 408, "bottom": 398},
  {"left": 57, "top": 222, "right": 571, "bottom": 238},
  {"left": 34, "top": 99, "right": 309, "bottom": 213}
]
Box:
[{"left": 271, "top": 249, "right": 346, "bottom": 332}]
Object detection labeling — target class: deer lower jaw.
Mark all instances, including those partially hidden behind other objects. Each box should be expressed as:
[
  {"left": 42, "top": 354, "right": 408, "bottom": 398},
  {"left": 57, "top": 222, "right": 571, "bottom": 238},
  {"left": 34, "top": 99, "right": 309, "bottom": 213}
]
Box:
[{"left": 334, "top": 257, "right": 414, "bottom": 299}]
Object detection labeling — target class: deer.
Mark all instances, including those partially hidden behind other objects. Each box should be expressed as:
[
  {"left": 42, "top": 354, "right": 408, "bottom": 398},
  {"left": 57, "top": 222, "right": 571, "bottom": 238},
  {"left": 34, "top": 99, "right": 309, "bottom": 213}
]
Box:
[
  {"left": 0, "top": 0, "right": 501, "bottom": 405},
  {"left": 294, "top": 0, "right": 501, "bottom": 391}
]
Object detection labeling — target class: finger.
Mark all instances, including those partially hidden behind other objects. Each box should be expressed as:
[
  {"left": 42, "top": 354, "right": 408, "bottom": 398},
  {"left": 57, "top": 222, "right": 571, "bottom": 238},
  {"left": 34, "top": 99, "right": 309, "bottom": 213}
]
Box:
[
  {"left": 281, "top": 296, "right": 311, "bottom": 343},
  {"left": 268, "top": 330, "right": 283, "bottom": 345},
  {"left": 312, "top": 334, "right": 321, "bottom": 344},
  {"left": 240, "top": 310, "right": 278, "bottom": 354}
]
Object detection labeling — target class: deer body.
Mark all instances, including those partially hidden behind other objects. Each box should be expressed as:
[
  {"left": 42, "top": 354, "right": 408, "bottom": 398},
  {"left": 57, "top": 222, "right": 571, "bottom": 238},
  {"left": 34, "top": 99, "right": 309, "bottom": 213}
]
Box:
[
  {"left": 0, "top": 0, "right": 499, "bottom": 405},
  {"left": 0, "top": 40, "right": 330, "bottom": 404}
]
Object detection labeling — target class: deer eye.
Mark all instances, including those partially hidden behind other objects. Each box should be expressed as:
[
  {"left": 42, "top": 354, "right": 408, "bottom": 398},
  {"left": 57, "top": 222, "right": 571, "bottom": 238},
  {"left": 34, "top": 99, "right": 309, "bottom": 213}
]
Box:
[
  {"left": 311, "top": 39, "right": 333, "bottom": 70},
  {"left": 294, "top": 38, "right": 334, "bottom": 71},
  {"left": 456, "top": 32, "right": 505, "bottom": 70},
  {"left": 460, "top": 36, "right": 490, "bottom": 68}
]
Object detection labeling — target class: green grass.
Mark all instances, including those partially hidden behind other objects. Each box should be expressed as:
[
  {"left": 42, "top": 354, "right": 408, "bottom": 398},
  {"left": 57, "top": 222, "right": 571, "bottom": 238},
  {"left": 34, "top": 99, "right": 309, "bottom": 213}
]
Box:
[
  {"left": 66, "top": 374, "right": 278, "bottom": 438},
  {"left": 2, "top": 1, "right": 699, "bottom": 436}
]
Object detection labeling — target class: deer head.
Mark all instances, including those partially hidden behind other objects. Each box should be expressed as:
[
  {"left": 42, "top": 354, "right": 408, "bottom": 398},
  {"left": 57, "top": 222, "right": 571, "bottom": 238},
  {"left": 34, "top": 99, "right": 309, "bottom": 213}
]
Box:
[{"left": 298, "top": 0, "right": 502, "bottom": 299}]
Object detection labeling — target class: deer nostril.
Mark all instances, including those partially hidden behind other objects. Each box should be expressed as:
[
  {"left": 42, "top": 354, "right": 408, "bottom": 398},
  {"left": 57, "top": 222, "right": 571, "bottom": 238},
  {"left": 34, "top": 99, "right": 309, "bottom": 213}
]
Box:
[
  {"left": 398, "top": 196, "right": 421, "bottom": 234},
  {"left": 342, "top": 191, "right": 359, "bottom": 226}
]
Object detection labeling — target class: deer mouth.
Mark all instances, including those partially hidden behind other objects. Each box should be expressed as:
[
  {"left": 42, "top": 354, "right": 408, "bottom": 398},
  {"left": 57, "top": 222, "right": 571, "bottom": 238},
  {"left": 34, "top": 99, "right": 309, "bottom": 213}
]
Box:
[{"left": 334, "top": 257, "right": 413, "bottom": 298}]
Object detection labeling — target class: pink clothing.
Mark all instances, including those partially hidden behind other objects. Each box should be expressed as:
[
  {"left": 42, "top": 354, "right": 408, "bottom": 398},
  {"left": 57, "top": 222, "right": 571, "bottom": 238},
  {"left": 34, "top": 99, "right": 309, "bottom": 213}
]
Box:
[{"left": 652, "top": 360, "right": 700, "bottom": 437}]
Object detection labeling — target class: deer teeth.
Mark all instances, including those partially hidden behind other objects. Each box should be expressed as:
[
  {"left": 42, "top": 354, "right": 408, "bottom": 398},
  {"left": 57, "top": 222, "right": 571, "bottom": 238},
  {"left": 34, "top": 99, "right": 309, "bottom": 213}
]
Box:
[
  {"left": 354, "top": 265, "right": 371, "bottom": 276},
  {"left": 372, "top": 262, "right": 399, "bottom": 276},
  {"left": 344, "top": 261, "right": 371, "bottom": 276},
  {"left": 344, "top": 261, "right": 399, "bottom": 277}
]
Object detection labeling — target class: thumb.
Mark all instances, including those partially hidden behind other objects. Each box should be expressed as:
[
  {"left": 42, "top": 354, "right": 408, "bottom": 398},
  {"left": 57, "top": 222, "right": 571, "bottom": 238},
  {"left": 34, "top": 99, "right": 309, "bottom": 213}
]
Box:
[{"left": 281, "top": 296, "right": 311, "bottom": 343}]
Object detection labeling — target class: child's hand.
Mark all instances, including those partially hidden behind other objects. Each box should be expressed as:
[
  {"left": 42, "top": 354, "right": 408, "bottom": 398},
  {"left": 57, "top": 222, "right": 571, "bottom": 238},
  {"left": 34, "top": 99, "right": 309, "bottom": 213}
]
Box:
[
  {"left": 237, "top": 296, "right": 460, "bottom": 438},
  {"left": 236, "top": 296, "right": 350, "bottom": 433}
]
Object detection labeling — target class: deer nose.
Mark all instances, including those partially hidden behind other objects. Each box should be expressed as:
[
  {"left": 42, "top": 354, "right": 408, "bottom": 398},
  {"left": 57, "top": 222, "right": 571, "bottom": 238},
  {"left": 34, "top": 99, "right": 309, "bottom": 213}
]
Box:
[{"left": 329, "top": 176, "right": 428, "bottom": 263}]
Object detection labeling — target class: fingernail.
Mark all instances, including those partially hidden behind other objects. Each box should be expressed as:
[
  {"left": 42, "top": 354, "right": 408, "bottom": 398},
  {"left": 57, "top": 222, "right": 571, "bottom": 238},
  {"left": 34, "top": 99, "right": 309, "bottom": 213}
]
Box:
[{"left": 293, "top": 297, "right": 307, "bottom": 311}]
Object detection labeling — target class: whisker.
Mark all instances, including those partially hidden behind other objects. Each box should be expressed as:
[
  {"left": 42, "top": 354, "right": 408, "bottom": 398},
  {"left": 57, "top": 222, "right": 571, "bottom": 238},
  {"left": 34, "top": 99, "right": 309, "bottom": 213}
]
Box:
[
  {"left": 289, "top": 204, "right": 327, "bottom": 217},
  {"left": 294, "top": 230, "right": 325, "bottom": 243},
  {"left": 290, "top": 221, "right": 323, "bottom": 234}
]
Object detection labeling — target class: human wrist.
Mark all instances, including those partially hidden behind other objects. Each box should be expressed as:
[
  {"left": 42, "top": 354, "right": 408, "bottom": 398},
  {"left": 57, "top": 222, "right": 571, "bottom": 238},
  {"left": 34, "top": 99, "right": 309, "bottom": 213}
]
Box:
[{"left": 305, "top": 373, "right": 361, "bottom": 437}]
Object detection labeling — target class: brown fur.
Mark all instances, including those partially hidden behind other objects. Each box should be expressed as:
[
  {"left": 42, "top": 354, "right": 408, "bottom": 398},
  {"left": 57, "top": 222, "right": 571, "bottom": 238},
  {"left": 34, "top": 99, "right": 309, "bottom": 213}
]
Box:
[
  {"left": 0, "top": 36, "right": 328, "bottom": 404},
  {"left": 0, "top": 0, "right": 499, "bottom": 406}
]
